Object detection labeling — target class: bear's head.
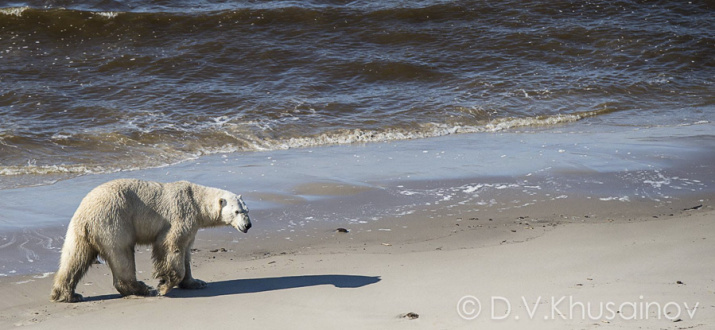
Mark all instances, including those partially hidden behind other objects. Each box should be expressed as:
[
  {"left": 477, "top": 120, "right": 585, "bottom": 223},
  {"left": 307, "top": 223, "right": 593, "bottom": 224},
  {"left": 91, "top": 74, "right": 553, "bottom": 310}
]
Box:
[{"left": 219, "top": 194, "right": 252, "bottom": 233}]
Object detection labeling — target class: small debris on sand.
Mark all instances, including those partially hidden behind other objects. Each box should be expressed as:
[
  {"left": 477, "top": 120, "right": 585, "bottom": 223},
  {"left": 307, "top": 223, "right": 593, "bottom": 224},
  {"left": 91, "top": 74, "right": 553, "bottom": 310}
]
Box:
[
  {"left": 209, "top": 248, "right": 227, "bottom": 253},
  {"left": 401, "top": 312, "right": 419, "bottom": 320},
  {"left": 683, "top": 204, "right": 703, "bottom": 211},
  {"left": 336, "top": 228, "right": 349, "bottom": 233}
]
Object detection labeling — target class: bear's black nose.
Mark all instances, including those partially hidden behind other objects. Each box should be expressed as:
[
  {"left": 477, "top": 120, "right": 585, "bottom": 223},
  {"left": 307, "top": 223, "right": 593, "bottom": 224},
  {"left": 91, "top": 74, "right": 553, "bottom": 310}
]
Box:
[{"left": 245, "top": 222, "right": 252, "bottom": 230}]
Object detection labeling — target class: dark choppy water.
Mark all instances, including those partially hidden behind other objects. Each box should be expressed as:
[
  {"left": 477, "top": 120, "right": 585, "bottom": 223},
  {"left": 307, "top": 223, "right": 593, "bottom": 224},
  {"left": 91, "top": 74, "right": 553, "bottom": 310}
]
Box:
[{"left": 1, "top": 0, "right": 713, "bottom": 188}]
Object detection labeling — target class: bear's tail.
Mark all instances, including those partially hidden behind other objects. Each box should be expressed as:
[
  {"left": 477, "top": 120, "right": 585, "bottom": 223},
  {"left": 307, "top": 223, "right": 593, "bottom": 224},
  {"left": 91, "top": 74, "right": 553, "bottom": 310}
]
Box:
[{"left": 50, "top": 221, "right": 98, "bottom": 303}]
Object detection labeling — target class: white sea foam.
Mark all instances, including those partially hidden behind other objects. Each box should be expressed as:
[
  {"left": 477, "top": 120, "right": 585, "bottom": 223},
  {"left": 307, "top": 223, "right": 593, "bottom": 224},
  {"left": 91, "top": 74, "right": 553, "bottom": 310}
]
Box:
[
  {"left": 462, "top": 184, "right": 485, "bottom": 194},
  {"left": 32, "top": 272, "right": 54, "bottom": 279},
  {"left": 484, "top": 115, "right": 577, "bottom": 131},
  {"left": 0, "top": 234, "right": 17, "bottom": 249},
  {"left": 94, "top": 11, "right": 120, "bottom": 18},
  {"left": 51, "top": 133, "right": 73, "bottom": 140},
  {"left": 0, "top": 7, "right": 29, "bottom": 17},
  {"left": 0, "top": 164, "right": 107, "bottom": 176},
  {"left": 261, "top": 110, "right": 607, "bottom": 151},
  {"left": 643, "top": 172, "right": 671, "bottom": 188},
  {"left": 599, "top": 196, "right": 631, "bottom": 202}
]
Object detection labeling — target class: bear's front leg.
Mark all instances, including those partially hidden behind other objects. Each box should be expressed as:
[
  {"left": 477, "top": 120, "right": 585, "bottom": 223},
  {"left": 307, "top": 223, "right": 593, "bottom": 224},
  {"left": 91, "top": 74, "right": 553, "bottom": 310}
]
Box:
[{"left": 179, "top": 239, "right": 207, "bottom": 290}]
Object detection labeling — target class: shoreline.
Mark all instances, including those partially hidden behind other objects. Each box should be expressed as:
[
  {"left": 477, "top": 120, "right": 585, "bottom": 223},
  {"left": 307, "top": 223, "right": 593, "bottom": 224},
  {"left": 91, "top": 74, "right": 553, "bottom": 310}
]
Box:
[
  {"left": 2, "top": 125, "right": 713, "bottom": 277},
  {"left": 0, "top": 194, "right": 712, "bottom": 329}
]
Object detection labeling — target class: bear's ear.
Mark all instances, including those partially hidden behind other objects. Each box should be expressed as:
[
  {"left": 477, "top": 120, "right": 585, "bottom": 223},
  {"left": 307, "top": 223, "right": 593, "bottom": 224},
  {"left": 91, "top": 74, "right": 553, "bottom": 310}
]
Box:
[{"left": 214, "top": 198, "right": 227, "bottom": 222}]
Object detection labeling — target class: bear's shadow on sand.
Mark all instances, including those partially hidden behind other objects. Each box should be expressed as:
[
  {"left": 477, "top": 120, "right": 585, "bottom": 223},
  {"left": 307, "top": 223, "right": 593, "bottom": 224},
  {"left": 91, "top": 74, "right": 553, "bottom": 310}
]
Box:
[
  {"left": 171, "top": 274, "right": 381, "bottom": 298},
  {"left": 85, "top": 275, "right": 380, "bottom": 301}
]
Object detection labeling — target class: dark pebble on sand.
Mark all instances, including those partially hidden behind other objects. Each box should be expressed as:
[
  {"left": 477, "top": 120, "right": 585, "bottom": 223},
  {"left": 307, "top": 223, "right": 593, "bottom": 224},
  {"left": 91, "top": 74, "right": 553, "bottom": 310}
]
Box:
[
  {"left": 210, "top": 248, "right": 227, "bottom": 253},
  {"left": 336, "top": 228, "right": 349, "bottom": 233}
]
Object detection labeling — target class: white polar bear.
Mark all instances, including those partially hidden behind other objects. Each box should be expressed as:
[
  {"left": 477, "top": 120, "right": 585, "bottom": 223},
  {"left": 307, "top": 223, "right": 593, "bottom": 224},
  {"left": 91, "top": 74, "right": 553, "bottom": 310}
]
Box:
[{"left": 50, "top": 179, "right": 252, "bottom": 302}]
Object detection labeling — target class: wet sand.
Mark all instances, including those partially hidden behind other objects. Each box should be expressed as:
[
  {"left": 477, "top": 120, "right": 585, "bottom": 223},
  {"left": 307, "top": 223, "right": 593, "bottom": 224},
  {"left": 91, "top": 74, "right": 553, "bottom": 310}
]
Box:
[{"left": 2, "top": 125, "right": 713, "bottom": 277}]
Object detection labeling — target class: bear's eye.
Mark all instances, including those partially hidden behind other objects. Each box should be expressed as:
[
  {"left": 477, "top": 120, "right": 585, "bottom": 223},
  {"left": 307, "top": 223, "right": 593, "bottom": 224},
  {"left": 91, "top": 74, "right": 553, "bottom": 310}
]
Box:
[{"left": 235, "top": 210, "right": 240, "bottom": 215}]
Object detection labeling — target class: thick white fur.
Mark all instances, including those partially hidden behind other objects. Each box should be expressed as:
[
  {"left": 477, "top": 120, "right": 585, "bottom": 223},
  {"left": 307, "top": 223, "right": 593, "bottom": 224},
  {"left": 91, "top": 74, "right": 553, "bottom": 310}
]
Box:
[{"left": 50, "top": 179, "right": 251, "bottom": 302}]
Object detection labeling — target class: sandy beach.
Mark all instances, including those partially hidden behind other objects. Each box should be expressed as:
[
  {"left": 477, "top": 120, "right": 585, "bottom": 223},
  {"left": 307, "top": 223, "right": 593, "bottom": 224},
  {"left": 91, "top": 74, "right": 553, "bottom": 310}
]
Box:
[{"left": 1, "top": 191, "right": 712, "bottom": 329}]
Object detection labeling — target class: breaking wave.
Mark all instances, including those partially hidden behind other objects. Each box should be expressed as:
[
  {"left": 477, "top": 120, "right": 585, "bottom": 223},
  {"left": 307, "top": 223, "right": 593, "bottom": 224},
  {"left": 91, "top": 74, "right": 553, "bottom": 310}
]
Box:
[{"left": 0, "top": 109, "right": 611, "bottom": 181}]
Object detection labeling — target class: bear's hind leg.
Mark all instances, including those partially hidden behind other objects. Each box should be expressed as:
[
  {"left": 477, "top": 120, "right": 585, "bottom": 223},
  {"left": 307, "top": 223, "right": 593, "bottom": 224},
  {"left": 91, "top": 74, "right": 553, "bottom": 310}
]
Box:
[
  {"left": 104, "top": 247, "right": 155, "bottom": 297},
  {"left": 153, "top": 243, "right": 187, "bottom": 296},
  {"left": 50, "top": 231, "right": 98, "bottom": 303}
]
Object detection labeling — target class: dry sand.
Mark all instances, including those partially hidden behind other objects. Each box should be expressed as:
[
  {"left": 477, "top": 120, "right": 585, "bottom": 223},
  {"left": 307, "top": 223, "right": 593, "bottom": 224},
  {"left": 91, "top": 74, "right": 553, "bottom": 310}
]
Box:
[{"left": 0, "top": 195, "right": 712, "bottom": 329}]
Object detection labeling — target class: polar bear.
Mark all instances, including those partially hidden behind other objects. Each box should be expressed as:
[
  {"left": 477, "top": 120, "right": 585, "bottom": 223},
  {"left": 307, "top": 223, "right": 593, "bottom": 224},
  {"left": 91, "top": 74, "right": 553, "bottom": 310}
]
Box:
[{"left": 50, "top": 179, "right": 252, "bottom": 303}]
